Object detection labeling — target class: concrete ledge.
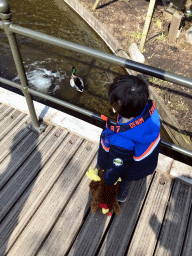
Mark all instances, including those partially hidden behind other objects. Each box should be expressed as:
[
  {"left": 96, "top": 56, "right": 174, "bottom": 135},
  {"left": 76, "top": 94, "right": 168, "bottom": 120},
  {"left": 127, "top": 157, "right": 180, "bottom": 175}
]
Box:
[
  {"left": 155, "top": 154, "right": 192, "bottom": 186},
  {"left": 170, "top": 160, "right": 192, "bottom": 186},
  {"left": 63, "top": 0, "right": 121, "bottom": 53},
  {"left": 156, "top": 153, "right": 174, "bottom": 178},
  {"left": 0, "top": 88, "right": 102, "bottom": 143}
]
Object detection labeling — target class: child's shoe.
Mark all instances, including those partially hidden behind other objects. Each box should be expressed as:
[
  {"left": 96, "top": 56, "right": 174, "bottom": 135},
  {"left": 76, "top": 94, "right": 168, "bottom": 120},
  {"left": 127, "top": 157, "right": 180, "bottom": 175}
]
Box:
[{"left": 117, "top": 195, "right": 127, "bottom": 202}]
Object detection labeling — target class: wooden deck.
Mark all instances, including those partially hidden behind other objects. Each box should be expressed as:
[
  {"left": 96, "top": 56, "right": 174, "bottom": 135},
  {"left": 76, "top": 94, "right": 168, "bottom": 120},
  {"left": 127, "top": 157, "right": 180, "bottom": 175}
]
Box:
[{"left": 1, "top": 102, "right": 192, "bottom": 256}]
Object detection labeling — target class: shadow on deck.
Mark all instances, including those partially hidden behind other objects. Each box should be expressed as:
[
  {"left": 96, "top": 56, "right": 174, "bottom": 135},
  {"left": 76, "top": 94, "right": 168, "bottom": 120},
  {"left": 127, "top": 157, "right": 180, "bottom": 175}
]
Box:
[{"left": 0, "top": 102, "right": 192, "bottom": 256}]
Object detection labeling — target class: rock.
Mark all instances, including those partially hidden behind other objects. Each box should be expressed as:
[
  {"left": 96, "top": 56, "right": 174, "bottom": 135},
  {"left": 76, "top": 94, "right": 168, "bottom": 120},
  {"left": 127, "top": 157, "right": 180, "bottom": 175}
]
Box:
[
  {"left": 128, "top": 43, "right": 145, "bottom": 63},
  {"left": 185, "top": 26, "right": 192, "bottom": 44}
]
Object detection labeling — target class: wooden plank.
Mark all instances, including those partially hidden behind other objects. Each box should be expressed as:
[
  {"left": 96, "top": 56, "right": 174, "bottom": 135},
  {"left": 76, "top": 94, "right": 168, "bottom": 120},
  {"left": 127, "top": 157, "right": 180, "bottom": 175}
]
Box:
[
  {"left": 0, "top": 115, "right": 30, "bottom": 162},
  {"left": 0, "top": 104, "right": 13, "bottom": 122},
  {"left": 154, "top": 180, "right": 192, "bottom": 256},
  {"left": 68, "top": 208, "right": 111, "bottom": 256},
  {"left": 0, "top": 125, "right": 53, "bottom": 190},
  {"left": 168, "top": 11, "right": 182, "bottom": 44},
  {"left": 0, "top": 103, "right": 7, "bottom": 111},
  {"left": 126, "top": 172, "right": 173, "bottom": 256},
  {"left": 163, "top": 6, "right": 175, "bottom": 21},
  {"left": 98, "top": 175, "right": 153, "bottom": 256},
  {"left": 181, "top": 211, "right": 192, "bottom": 256},
  {"left": 0, "top": 130, "right": 82, "bottom": 254},
  {"left": 0, "top": 110, "right": 26, "bottom": 140},
  {"left": 0, "top": 179, "right": 35, "bottom": 256},
  {"left": 93, "top": 0, "right": 100, "bottom": 10},
  {"left": 7, "top": 140, "right": 98, "bottom": 256},
  {"left": 170, "top": 160, "right": 192, "bottom": 186},
  {"left": 0, "top": 133, "right": 88, "bottom": 255},
  {"left": 156, "top": 153, "right": 173, "bottom": 178},
  {"left": 37, "top": 157, "right": 98, "bottom": 256},
  {"left": 0, "top": 126, "right": 69, "bottom": 222}
]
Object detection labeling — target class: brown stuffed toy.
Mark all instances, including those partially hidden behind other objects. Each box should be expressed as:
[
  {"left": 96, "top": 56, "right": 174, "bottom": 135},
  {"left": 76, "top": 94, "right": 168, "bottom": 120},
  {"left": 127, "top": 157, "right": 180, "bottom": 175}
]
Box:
[{"left": 86, "top": 167, "right": 121, "bottom": 216}]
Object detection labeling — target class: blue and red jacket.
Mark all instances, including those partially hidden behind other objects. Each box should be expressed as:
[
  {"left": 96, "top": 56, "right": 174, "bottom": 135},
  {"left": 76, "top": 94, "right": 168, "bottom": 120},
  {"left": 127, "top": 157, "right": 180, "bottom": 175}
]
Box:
[{"left": 97, "top": 100, "right": 161, "bottom": 186}]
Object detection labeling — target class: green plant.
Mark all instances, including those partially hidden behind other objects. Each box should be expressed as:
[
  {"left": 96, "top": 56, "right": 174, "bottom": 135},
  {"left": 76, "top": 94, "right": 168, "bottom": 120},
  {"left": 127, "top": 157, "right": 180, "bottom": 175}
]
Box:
[
  {"left": 176, "top": 103, "right": 185, "bottom": 111},
  {"left": 149, "top": 77, "right": 157, "bottom": 84},
  {"left": 131, "top": 30, "right": 142, "bottom": 40},
  {"left": 155, "top": 19, "right": 162, "bottom": 29},
  {"left": 157, "top": 32, "right": 168, "bottom": 41}
]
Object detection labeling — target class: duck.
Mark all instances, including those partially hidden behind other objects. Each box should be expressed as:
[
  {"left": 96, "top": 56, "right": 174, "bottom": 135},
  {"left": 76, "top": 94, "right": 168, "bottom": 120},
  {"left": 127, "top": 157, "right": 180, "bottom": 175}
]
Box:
[{"left": 70, "top": 66, "right": 84, "bottom": 92}]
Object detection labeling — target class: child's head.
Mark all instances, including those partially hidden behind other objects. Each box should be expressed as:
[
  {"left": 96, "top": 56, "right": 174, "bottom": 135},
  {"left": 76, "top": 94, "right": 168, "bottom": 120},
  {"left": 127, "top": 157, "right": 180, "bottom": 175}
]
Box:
[{"left": 108, "top": 75, "right": 149, "bottom": 118}]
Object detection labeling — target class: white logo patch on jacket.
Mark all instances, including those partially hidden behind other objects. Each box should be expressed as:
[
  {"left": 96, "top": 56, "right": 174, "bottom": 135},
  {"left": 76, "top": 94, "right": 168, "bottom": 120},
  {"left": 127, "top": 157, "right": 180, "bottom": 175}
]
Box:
[{"left": 113, "top": 158, "right": 123, "bottom": 167}]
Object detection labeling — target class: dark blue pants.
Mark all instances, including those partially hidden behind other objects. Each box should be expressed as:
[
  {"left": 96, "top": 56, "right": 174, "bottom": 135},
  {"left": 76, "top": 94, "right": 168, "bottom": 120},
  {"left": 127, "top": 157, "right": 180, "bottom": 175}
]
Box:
[{"left": 116, "top": 179, "right": 131, "bottom": 202}]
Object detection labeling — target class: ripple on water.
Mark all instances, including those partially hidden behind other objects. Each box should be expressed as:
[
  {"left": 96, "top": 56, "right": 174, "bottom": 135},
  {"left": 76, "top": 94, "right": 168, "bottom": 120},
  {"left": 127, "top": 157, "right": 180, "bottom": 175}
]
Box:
[{"left": 13, "top": 60, "right": 66, "bottom": 94}]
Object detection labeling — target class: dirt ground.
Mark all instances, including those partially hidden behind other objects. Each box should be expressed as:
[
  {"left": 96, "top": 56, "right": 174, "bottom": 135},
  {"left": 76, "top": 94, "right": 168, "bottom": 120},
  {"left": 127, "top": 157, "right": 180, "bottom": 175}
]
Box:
[{"left": 79, "top": 0, "right": 192, "bottom": 136}]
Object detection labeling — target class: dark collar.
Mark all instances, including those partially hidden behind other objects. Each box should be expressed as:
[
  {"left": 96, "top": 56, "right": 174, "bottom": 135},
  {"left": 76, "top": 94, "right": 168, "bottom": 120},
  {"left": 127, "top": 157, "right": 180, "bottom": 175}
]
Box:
[{"left": 101, "top": 100, "right": 156, "bottom": 133}]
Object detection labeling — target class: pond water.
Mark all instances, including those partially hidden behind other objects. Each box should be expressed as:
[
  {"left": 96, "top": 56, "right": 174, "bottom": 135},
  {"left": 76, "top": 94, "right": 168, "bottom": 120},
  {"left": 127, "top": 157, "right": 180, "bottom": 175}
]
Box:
[{"left": 0, "top": 0, "right": 127, "bottom": 121}]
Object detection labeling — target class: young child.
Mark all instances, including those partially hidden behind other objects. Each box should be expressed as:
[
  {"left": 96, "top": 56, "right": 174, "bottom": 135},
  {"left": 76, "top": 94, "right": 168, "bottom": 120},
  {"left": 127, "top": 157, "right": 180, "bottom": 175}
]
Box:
[{"left": 97, "top": 75, "right": 161, "bottom": 202}]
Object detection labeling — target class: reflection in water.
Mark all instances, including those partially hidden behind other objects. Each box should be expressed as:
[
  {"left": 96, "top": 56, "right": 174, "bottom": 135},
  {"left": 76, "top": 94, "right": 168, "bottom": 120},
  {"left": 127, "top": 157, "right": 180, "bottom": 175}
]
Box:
[{"left": 0, "top": 0, "right": 126, "bottom": 119}]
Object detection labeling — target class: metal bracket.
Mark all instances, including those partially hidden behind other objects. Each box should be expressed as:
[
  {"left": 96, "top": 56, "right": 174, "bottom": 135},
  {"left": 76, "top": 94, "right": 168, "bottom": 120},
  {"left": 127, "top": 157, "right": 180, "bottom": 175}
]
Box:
[
  {"left": 27, "top": 121, "right": 47, "bottom": 134},
  {"left": 0, "top": 12, "right": 12, "bottom": 20}
]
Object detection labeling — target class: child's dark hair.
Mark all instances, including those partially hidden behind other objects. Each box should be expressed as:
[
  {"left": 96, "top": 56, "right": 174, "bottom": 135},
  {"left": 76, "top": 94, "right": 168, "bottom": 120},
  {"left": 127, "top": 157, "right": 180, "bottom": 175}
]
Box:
[{"left": 108, "top": 75, "right": 149, "bottom": 118}]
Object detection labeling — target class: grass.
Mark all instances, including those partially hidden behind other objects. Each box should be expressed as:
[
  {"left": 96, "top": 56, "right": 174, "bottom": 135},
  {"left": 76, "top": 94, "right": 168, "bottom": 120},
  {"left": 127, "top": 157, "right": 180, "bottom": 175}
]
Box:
[
  {"left": 149, "top": 77, "right": 157, "bottom": 84},
  {"left": 180, "top": 42, "right": 192, "bottom": 49},
  {"left": 156, "top": 32, "right": 168, "bottom": 42},
  {"left": 155, "top": 19, "right": 162, "bottom": 29},
  {"left": 131, "top": 30, "right": 142, "bottom": 40},
  {"left": 176, "top": 104, "right": 185, "bottom": 111}
]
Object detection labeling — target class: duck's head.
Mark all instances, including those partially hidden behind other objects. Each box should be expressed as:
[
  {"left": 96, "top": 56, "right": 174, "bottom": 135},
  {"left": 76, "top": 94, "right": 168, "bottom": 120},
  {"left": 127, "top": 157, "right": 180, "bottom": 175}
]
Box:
[{"left": 72, "top": 66, "right": 76, "bottom": 75}]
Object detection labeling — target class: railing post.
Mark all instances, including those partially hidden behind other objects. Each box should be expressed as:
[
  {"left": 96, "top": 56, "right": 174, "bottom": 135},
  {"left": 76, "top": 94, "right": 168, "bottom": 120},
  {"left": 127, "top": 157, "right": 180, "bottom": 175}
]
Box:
[{"left": 0, "top": 0, "right": 45, "bottom": 133}]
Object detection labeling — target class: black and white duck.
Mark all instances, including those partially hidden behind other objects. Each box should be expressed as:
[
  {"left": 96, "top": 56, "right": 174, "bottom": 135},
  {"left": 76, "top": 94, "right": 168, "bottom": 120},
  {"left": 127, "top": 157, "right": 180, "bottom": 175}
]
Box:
[{"left": 70, "top": 66, "right": 84, "bottom": 92}]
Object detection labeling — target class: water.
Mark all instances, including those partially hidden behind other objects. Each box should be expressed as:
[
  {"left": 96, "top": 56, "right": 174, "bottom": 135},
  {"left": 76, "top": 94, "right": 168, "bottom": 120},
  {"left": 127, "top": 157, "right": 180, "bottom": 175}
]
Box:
[
  {"left": 0, "top": 0, "right": 126, "bottom": 121},
  {"left": 13, "top": 60, "right": 66, "bottom": 94}
]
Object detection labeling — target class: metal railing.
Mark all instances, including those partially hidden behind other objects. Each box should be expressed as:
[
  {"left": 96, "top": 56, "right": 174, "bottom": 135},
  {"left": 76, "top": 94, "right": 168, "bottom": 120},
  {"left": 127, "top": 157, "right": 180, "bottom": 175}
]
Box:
[{"left": 0, "top": 0, "right": 192, "bottom": 158}]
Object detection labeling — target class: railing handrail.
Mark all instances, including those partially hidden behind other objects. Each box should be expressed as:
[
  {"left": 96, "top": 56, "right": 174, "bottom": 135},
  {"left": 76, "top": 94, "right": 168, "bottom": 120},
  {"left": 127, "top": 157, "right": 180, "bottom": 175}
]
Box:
[
  {"left": 0, "top": 0, "right": 192, "bottom": 160},
  {"left": 0, "top": 76, "right": 102, "bottom": 121},
  {"left": 1, "top": 76, "right": 192, "bottom": 159},
  {"left": 0, "top": 22, "right": 192, "bottom": 89}
]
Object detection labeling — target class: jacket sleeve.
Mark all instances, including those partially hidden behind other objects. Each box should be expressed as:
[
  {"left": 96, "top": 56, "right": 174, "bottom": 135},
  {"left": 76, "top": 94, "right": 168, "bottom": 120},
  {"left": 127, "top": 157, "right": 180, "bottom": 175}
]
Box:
[{"left": 103, "top": 144, "right": 133, "bottom": 186}]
